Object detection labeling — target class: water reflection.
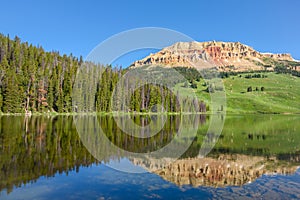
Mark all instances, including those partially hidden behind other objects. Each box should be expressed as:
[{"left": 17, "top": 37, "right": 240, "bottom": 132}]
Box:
[
  {"left": 73, "top": 114, "right": 203, "bottom": 172},
  {"left": 152, "top": 154, "right": 299, "bottom": 187},
  {"left": 0, "top": 115, "right": 299, "bottom": 195},
  {"left": 0, "top": 116, "right": 97, "bottom": 193}
]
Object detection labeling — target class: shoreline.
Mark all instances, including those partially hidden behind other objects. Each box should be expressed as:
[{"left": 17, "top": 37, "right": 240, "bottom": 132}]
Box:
[{"left": 0, "top": 111, "right": 299, "bottom": 116}]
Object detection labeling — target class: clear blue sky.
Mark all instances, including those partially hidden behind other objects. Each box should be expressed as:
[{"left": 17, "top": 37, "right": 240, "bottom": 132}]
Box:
[{"left": 1, "top": 0, "right": 299, "bottom": 67}]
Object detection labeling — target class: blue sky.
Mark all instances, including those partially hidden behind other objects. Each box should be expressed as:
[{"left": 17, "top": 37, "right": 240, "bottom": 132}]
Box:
[{"left": 0, "top": 0, "right": 299, "bottom": 67}]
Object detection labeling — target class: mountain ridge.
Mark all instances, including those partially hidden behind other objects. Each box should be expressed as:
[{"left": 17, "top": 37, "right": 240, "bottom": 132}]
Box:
[{"left": 130, "top": 41, "right": 299, "bottom": 72}]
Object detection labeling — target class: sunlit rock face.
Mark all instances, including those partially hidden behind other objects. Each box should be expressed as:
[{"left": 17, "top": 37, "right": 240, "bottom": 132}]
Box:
[
  {"left": 130, "top": 41, "right": 295, "bottom": 72},
  {"left": 132, "top": 154, "right": 299, "bottom": 187}
]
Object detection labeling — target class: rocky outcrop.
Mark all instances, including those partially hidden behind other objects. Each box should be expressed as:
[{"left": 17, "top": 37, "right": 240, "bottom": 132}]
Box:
[
  {"left": 130, "top": 41, "right": 296, "bottom": 72},
  {"left": 131, "top": 154, "right": 299, "bottom": 187}
]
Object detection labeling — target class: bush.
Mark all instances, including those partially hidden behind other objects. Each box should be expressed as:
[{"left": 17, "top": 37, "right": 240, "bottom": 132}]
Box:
[{"left": 247, "top": 86, "right": 252, "bottom": 92}]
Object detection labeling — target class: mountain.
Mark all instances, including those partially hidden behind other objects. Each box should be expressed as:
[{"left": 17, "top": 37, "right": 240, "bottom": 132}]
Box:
[{"left": 130, "top": 41, "right": 299, "bottom": 72}]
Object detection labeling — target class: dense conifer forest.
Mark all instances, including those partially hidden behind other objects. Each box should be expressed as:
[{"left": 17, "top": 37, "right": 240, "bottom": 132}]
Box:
[{"left": 0, "top": 34, "right": 205, "bottom": 113}]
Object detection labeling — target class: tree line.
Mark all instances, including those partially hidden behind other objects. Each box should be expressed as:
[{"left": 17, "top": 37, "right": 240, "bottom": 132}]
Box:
[
  {"left": 0, "top": 34, "right": 80, "bottom": 113},
  {"left": 0, "top": 34, "right": 207, "bottom": 113},
  {"left": 274, "top": 64, "right": 300, "bottom": 77}
]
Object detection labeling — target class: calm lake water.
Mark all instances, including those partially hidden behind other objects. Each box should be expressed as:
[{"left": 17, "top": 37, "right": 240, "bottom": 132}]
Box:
[{"left": 0, "top": 114, "right": 299, "bottom": 199}]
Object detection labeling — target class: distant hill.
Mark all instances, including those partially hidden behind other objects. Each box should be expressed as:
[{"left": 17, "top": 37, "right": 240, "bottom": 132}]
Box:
[{"left": 130, "top": 41, "right": 300, "bottom": 72}]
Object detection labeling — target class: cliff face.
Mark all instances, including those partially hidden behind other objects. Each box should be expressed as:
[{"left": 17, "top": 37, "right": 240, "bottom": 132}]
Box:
[{"left": 130, "top": 41, "right": 295, "bottom": 72}]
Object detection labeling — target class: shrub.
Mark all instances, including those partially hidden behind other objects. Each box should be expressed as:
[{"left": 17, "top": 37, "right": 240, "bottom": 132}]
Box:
[{"left": 247, "top": 86, "right": 252, "bottom": 92}]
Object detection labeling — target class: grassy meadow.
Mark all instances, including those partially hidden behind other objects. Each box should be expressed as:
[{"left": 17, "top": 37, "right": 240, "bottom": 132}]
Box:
[{"left": 175, "top": 72, "right": 300, "bottom": 114}]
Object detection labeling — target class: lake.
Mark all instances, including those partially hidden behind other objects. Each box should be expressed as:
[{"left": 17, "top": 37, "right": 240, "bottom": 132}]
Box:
[{"left": 0, "top": 114, "right": 299, "bottom": 199}]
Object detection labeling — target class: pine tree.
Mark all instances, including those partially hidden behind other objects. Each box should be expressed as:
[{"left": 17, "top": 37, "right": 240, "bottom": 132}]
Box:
[{"left": 3, "top": 70, "right": 23, "bottom": 113}]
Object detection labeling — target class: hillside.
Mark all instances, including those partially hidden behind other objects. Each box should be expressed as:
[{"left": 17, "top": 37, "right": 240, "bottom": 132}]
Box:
[
  {"left": 130, "top": 41, "right": 300, "bottom": 72},
  {"left": 174, "top": 72, "right": 300, "bottom": 114},
  {"left": 130, "top": 41, "right": 300, "bottom": 114}
]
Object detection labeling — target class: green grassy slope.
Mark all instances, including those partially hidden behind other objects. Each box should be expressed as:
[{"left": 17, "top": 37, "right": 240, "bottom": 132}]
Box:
[{"left": 174, "top": 72, "right": 300, "bottom": 114}]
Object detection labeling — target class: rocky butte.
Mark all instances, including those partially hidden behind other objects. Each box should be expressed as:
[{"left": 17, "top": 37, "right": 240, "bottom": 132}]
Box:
[{"left": 130, "top": 41, "right": 297, "bottom": 72}]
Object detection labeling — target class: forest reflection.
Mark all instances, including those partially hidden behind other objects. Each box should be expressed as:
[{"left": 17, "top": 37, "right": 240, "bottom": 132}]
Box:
[
  {"left": 0, "top": 114, "right": 207, "bottom": 193},
  {"left": 0, "top": 114, "right": 299, "bottom": 193}
]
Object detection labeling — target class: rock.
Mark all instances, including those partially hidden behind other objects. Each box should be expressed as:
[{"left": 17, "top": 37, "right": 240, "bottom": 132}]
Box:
[{"left": 130, "top": 41, "right": 296, "bottom": 72}]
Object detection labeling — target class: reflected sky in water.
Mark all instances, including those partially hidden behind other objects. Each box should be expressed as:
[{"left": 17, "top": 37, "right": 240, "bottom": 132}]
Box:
[
  {"left": 1, "top": 163, "right": 300, "bottom": 200},
  {"left": 0, "top": 115, "right": 299, "bottom": 199}
]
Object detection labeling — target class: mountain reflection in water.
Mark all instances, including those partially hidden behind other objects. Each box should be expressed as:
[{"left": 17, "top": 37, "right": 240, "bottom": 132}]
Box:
[{"left": 0, "top": 114, "right": 299, "bottom": 197}]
